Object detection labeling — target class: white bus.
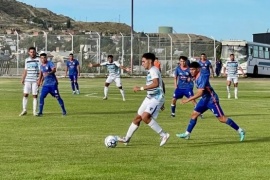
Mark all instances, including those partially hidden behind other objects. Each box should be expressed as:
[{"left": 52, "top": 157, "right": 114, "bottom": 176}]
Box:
[{"left": 221, "top": 40, "right": 270, "bottom": 76}]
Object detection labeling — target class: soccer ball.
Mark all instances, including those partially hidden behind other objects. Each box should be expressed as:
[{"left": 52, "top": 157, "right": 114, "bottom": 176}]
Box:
[{"left": 104, "top": 135, "right": 118, "bottom": 148}]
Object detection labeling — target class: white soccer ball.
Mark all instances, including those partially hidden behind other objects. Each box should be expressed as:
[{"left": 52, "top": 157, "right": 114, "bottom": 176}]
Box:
[{"left": 104, "top": 135, "right": 118, "bottom": 148}]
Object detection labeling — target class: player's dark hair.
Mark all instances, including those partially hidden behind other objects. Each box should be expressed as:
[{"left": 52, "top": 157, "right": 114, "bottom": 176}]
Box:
[
  {"left": 201, "top": 53, "right": 206, "bottom": 56},
  {"left": 155, "top": 57, "right": 158, "bottom": 60},
  {"left": 69, "top": 53, "right": 73, "bottom": 56},
  {"left": 179, "top": 56, "right": 187, "bottom": 61},
  {"left": 40, "top": 53, "right": 47, "bottom": 57},
  {"left": 28, "top": 47, "right": 36, "bottom": 51},
  {"left": 230, "top": 54, "right": 234, "bottom": 56},
  {"left": 108, "top": 55, "right": 113, "bottom": 58},
  {"left": 142, "top": 53, "right": 155, "bottom": 62},
  {"left": 189, "top": 62, "right": 201, "bottom": 68}
]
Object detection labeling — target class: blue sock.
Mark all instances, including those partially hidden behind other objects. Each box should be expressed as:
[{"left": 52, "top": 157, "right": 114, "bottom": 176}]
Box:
[
  {"left": 75, "top": 82, "right": 79, "bottom": 90},
  {"left": 187, "top": 119, "right": 197, "bottom": 133},
  {"left": 226, "top": 118, "right": 239, "bottom": 131},
  {"left": 39, "top": 96, "right": 45, "bottom": 114},
  {"left": 171, "top": 104, "right": 176, "bottom": 114},
  {"left": 71, "top": 82, "right": 75, "bottom": 91},
  {"left": 57, "top": 97, "right": 66, "bottom": 113}
]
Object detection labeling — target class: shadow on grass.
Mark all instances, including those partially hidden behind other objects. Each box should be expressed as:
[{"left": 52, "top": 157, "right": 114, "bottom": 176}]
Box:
[{"left": 39, "top": 110, "right": 136, "bottom": 116}]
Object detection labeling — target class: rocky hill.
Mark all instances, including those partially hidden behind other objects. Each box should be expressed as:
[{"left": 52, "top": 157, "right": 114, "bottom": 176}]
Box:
[{"left": 0, "top": 0, "right": 132, "bottom": 34}]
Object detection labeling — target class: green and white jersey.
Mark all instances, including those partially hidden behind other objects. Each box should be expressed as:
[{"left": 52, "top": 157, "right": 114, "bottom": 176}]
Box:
[
  {"left": 100, "top": 61, "right": 121, "bottom": 77},
  {"left": 224, "top": 60, "right": 239, "bottom": 77},
  {"left": 145, "top": 66, "right": 164, "bottom": 100},
  {"left": 24, "top": 57, "right": 41, "bottom": 82}
]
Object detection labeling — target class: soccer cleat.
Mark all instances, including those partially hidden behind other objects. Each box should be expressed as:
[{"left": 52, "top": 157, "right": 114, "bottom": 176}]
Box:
[
  {"left": 33, "top": 112, "right": 38, "bottom": 116},
  {"left": 200, "top": 114, "right": 203, "bottom": 119},
  {"left": 103, "top": 97, "right": 108, "bottom": 100},
  {"left": 122, "top": 98, "right": 126, "bottom": 101},
  {"left": 35, "top": 113, "right": 43, "bottom": 117},
  {"left": 116, "top": 136, "right": 130, "bottom": 146},
  {"left": 171, "top": 113, "right": 175, "bottom": 117},
  {"left": 72, "top": 91, "right": 76, "bottom": 95},
  {"left": 76, "top": 90, "right": 80, "bottom": 94},
  {"left": 62, "top": 112, "right": 67, "bottom": 116},
  {"left": 160, "top": 133, "right": 170, "bottom": 146},
  {"left": 239, "top": 130, "right": 245, "bottom": 142},
  {"left": 228, "top": 93, "right": 231, "bottom": 99},
  {"left": 235, "top": 96, "right": 238, "bottom": 99},
  {"left": 176, "top": 133, "right": 190, "bottom": 140},
  {"left": 19, "top": 111, "right": 27, "bottom": 116}
]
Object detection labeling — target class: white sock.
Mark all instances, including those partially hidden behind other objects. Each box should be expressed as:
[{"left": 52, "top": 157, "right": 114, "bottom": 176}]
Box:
[
  {"left": 185, "top": 131, "right": 190, "bottom": 135},
  {"left": 125, "top": 122, "right": 139, "bottom": 140},
  {"left": 23, "top": 97, "right": 28, "bottom": 111},
  {"left": 234, "top": 87, "right": 238, "bottom": 97},
  {"left": 33, "top": 98, "right": 37, "bottom": 113},
  {"left": 104, "top": 87, "right": 108, "bottom": 97},
  {"left": 226, "top": 86, "right": 230, "bottom": 93},
  {"left": 120, "top": 89, "right": 125, "bottom": 99},
  {"left": 238, "top": 127, "right": 243, "bottom": 133},
  {"left": 148, "top": 119, "right": 165, "bottom": 136}
]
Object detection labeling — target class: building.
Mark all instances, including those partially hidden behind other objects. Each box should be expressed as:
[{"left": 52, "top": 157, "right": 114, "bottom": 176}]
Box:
[{"left": 253, "top": 32, "right": 270, "bottom": 44}]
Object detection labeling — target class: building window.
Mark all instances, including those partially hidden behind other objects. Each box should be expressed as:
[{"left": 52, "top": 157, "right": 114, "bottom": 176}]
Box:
[
  {"left": 265, "top": 48, "right": 270, "bottom": 59},
  {"left": 259, "top": 46, "right": 264, "bottom": 58},
  {"left": 253, "top": 46, "right": 258, "bottom": 58}
]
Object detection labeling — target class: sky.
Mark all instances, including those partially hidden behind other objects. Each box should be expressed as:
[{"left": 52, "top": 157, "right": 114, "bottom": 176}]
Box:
[{"left": 17, "top": 0, "right": 270, "bottom": 41}]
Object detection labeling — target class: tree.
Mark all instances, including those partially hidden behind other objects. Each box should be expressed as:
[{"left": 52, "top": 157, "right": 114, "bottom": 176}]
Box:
[{"left": 66, "top": 19, "right": 71, "bottom": 29}]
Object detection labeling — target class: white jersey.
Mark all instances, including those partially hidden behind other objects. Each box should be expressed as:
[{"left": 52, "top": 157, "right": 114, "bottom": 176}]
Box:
[
  {"left": 24, "top": 57, "right": 41, "bottom": 82},
  {"left": 100, "top": 61, "right": 121, "bottom": 77},
  {"left": 145, "top": 66, "right": 164, "bottom": 100},
  {"left": 224, "top": 60, "right": 239, "bottom": 77}
]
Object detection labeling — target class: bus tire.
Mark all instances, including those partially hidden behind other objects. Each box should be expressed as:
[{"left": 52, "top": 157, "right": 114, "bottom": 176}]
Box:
[{"left": 253, "top": 66, "right": 258, "bottom": 77}]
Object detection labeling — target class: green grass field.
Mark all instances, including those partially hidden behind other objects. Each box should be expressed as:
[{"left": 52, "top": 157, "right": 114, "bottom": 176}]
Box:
[{"left": 0, "top": 77, "right": 269, "bottom": 180}]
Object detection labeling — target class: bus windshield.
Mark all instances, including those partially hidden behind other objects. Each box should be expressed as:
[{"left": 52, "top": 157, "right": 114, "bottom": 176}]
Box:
[{"left": 221, "top": 45, "right": 247, "bottom": 63}]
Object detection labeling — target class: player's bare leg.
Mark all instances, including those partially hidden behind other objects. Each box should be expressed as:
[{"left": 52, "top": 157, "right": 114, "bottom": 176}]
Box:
[{"left": 103, "top": 83, "right": 110, "bottom": 100}]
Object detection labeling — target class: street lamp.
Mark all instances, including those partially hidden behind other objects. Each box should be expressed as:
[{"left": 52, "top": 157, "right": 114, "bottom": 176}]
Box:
[
  {"left": 145, "top": 33, "right": 150, "bottom": 52},
  {"left": 168, "top": 34, "right": 173, "bottom": 74},
  {"left": 42, "top": 31, "right": 47, "bottom": 52},
  {"left": 14, "top": 30, "right": 19, "bottom": 75},
  {"left": 120, "top": 32, "right": 125, "bottom": 74},
  {"left": 187, "top": 34, "right": 191, "bottom": 59},
  {"left": 130, "top": 0, "right": 134, "bottom": 74},
  {"left": 211, "top": 36, "right": 216, "bottom": 61},
  {"left": 69, "top": 33, "right": 73, "bottom": 53}
]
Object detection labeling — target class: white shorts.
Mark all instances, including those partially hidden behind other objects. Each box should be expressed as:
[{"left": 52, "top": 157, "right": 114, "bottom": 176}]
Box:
[
  {"left": 137, "top": 97, "right": 164, "bottom": 120},
  {"left": 105, "top": 75, "right": 122, "bottom": 87},
  {"left": 227, "top": 76, "right": 238, "bottom": 84},
  {"left": 23, "top": 81, "right": 39, "bottom": 95}
]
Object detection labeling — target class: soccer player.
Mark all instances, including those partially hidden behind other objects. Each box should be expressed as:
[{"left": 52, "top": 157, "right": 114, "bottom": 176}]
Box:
[
  {"left": 65, "top": 53, "right": 80, "bottom": 94},
  {"left": 36, "top": 53, "right": 67, "bottom": 116},
  {"left": 198, "top": 53, "right": 215, "bottom": 78},
  {"left": 117, "top": 53, "right": 170, "bottom": 146},
  {"left": 88, "top": 55, "right": 129, "bottom": 101},
  {"left": 223, "top": 54, "right": 245, "bottom": 99},
  {"left": 176, "top": 62, "right": 245, "bottom": 141},
  {"left": 19, "top": 47, "right": 40, "bottom": 116},
  {"left": 171, "top": 56, "right": 197, "bottom": 117}
]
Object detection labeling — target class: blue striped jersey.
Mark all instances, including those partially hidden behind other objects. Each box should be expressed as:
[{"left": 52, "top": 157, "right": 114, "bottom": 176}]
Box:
[{"left": 24, "top": 57, "right": 40, "bottom": 82}]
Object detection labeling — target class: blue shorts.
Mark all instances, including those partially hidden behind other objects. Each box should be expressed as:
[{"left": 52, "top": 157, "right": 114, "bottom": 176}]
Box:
[
  {"left": 173, "top": 88, "right": 194, "bottom": 99},
  {"left": 40, "top": 85, "right": 60, "bottom": 98},
  {"left": 69, "top": 74, "right": 78, "bottom": 82},
  {"left": 194, "top": 98, "right": 224, "bottom": 117}
]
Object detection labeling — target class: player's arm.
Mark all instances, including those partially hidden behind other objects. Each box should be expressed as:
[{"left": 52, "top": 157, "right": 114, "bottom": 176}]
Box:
[
  {"left": 174, "top": 76, "right": 178, "bottom": 89},
  {"left": 133, "top": 78, "right": 159, "bottom": 92},
  {"left": 210, "top": 64, "right": 215, "bottom": 77},
  {"left": 88, "top": 63, "right": 101, "bottom": 68},
  {"left": 21, "top": 69, "right": 27, "bottom": 84},
  {"left": 37, "top": 71, "right": 43, "bottom": 86},
  {"left": 222, "top": 63, "right": 227, "bottom": 76},
  {"left": 239, "top": 66, "right": 245, "bottom": 77},
  {"left": 77, "top": 64, "right": 81, "bottom": 76},
  {"left": 120, "top": 65, "right": 131, "bottom": 72},
  {"left": 182, "top": 89, "right": 204, "bottom": 104}
]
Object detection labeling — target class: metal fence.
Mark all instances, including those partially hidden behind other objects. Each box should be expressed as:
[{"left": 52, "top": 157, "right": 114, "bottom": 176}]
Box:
[{"left": 0, "top": 32, "right": 216, "bottom": 76}]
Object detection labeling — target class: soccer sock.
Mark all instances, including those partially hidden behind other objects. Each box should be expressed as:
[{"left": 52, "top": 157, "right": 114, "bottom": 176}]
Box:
[
  {"left": 120, "top": 89, "right": 125, "bottom": 99},
  {"left": 171, "top": 104, "right": 176, "bottom": 114},
  {"left": 148, "top": 119, "right": 165, "bottom": 136},
  {"left": 71, "top": 82, "right": 75, "bottom": 91},
  {"left": 39, "top": 96, "right": 45, "bottom": 114},
  {"left": 234, "top": 87, "right": 238, "bottom": 97},
  {"left": 125, "top": 122, "right": 139, "bottom": 140},
  {"left": 57, "top": 97, "right": 66, "bottom": 113},
  {"left": 22, "top": 97, "right": 28, "bottom": 111},
  {"left": 186, "top": 119, "right": 197, "bottom": 133},
  {"left": 104, "top": 86, "right": 108, "bottom": 97},
  {"left": 226, "top": 86, "right": 230, "bottom": 93},
  {"left": 33, "top": 98, "right": 37, "bottom": 113},
  {"left": 75, "top": 82, "right": 79, "bottom": 90},
  {"left": 226, "top": 118, "right": 240, "bottom": 131}
]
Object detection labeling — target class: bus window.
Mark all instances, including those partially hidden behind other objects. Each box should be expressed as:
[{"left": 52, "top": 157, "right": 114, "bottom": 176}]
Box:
[
  {"left": 259, "top": 46, "right": 264, "bottom": 58},
  {"left": 253, "top": 46, "right": 258, "bottom": 58},
  {"left": 248, "top": 46, "right": 253, "bottom": 55},
  {"left": 265, "top": 48, "right": 270, "bottom": 59}
]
